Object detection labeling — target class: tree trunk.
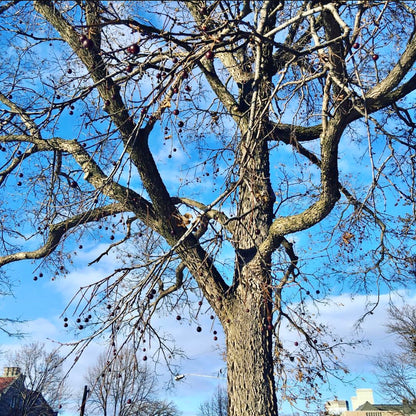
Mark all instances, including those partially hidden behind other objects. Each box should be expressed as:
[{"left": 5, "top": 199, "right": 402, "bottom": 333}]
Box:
[
  {"left": 223, "top": 107, "right": 278, "bottom": 415},
  {"left": 224, "top": 289, "right": 278, "bottom": 416}
]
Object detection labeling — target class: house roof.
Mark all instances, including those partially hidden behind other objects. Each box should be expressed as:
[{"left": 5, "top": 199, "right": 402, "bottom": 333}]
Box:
[
  {"left": 0, "top": 377, "right": 17, "bottom": 393},
  {"left": 357, "top": 400, "right": 416, "bottom": 413}
]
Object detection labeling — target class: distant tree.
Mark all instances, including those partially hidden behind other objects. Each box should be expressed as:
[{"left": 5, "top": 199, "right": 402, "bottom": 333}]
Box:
[
  {"left": 199, "top": 386, "right": 228, "bottom": 416},
  {"left": 0, "top": 270, "right": 24, "bottom": 338},
  {"left": 7, "top": 342, "right": 70, "bottom": 414},
  {"left": 375, "top": 304, "right": 416, "bottom": 402},
  {"left": 85, "top": 346, "right": 179, "bottom": 416},
  {"left": 1, "top": 2, "right": 416, "bottom": 415}
]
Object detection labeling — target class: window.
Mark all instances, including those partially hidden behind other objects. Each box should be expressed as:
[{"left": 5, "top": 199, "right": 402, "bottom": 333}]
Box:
[{"left": 10, "top": 395, "right": 17, "bottom": 408}]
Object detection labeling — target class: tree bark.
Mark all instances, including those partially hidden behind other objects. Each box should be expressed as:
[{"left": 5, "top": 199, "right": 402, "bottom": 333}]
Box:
[{"left": 224, "top": 286, "right": 278, "bottom": 416}]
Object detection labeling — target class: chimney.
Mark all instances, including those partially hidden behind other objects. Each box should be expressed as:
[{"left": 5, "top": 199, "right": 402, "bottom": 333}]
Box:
[{"left": 3, "top": 367, "right": 21, "bottom": 377}]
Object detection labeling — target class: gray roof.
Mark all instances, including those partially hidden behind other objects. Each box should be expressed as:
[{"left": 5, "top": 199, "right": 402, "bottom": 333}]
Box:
[{"left": 357, "top": 400, "right": 416, "bottom": 413}]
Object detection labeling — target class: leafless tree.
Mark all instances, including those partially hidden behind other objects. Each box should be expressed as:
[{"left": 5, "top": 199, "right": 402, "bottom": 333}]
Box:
[
  {"left": 199, "top": 386, "right": 228, "bottom": 416},
  {"left": 375, "top": 305, "right": 416, "bottom": 404},
  {"left": 85, "top": 346, "right": 178, "bottom": 416},
  {"left": 0, "top": 271, "right": 24, "bottom": 338},
  {"left": 7, "top": 342, "right": 70, "bottom": 414},
  {"left": 1, "top": 1, "right": 416, "bottom": 415}
]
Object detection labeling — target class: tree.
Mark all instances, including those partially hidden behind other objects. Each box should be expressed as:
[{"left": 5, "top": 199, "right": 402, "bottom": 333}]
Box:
[
  {"left": 0, "top": 270, "right": 24, "bottom": 338},
  {"left": 375, "top": 304, "right": 416, "bottom": 403},
  {"left": 85, "top": 346, "right": 178, "bottom": 416},
  {"left": 7, "top": 342, "right": 69, "bottom": 414},
  {"left": 0, "top": 1, "right": 416, "bottom": 415},
  {"left": 199, "top": 386, "right": 228, "bottom": 416}
]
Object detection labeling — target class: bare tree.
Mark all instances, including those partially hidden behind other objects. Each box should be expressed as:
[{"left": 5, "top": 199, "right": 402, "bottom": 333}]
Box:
[
  {"left": 0, "top": 271, "right": 24, "bottom": 338},
  {"left": 1, "top": 1, "right": 416, "bottom": 415},
  {"left": 199, "top": 386, "right": 228, "bottom": 416},
  {"left": 7, "top": 342, "right": 70, "bottom": 414},
  {"left": 375, "top": 305, "right": 416, "bottom": 403},
  {"left": 85, "top": 346, "right": 178, "bottom": 416}
]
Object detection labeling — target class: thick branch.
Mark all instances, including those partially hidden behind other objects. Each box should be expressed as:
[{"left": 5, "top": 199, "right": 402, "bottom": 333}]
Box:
[
  {"left": 259, "top": 116, "right": 344, "bottom": 256},
  {"left": 0, "top": 133, "right": 157, "bottom": 225},
  {"left": 198, "top": 60, "right": 245, "bottom": 129},
  {"left": 270, "top": 122, "right": 323, "bottom": 143},
  {"left": 365, "top": 32, "right": 416, "bottom": 102},
  {"left": 0, "top": 203, "right": 125, "bottom": 267},
  {"left": 33, "top": 0, "right": 175, "bottom": 221},
  {"left": 157, "top": 262, "right": 185, "bottom": 300},
  {"left": 363, "top": 73, "right": 416, "bottom": 116},
  {"left": 173, "top": 196, "right": 236, "bottom": 234}
]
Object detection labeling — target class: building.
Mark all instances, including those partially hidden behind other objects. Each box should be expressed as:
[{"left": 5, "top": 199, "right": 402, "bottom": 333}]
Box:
[
  {"left": 343, "top": 400, "right": 416, "bottom": 416},
  {"left": 325, "top": 388, "right": 416, "bottom": 416},
  {"left": 0, "top": 367, "right": 57, "bottom": 416},
  {"left": 351, "top": 389, "right": 375, "bottom": 411},
  {"left": 325, "top": 399, "right": 349, "bottom": 415}
]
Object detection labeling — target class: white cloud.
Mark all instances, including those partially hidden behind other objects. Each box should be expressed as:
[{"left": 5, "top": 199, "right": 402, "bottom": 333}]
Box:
[
  {"left": 20, "top": 318, "right": 61, "bottom": 342},
  {"left": 49, "top": 243, "right": 123, "bottom": 301},
  {"left": 301, "top": 291, "right": 416, "bottom": 368}
]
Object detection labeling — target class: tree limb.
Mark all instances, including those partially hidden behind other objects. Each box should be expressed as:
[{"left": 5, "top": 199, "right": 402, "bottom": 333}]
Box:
[{"left": 0, "top": 203, "right": 125, "bottom": 267}]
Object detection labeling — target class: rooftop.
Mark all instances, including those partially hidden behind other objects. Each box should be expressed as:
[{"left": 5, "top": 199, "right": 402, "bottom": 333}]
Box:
[
  {"left": 357, "top": 400, "right": 416, "bottom": 413},
  {"left": 0, "top": 377, "right": 17, "bottom": 394}
]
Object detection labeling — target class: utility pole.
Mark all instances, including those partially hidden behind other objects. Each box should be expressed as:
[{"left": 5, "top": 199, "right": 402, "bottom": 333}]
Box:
[{"left": 80, "top": 385, "right": 88, "bottom": 416}]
